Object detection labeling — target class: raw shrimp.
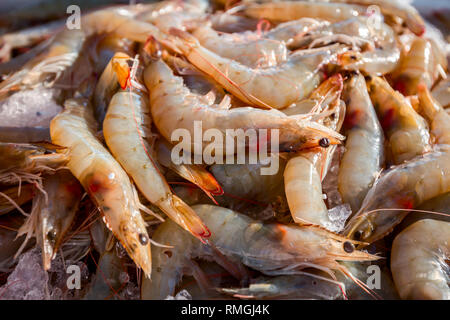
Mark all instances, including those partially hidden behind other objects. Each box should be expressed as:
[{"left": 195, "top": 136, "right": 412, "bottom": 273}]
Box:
[
  {"left": 432, "top": 78, "right": 450, "bottom": 109},
  {"left": 170, "top": 29, "right": 346, "bottom": 109},
  {"left": 142, "top": 204, "right": 377, "bottom": 299},
  {"left": 416, "top": 85, "right": 450, "bottom": 145},
  {"left": 243, "top": 1, "right": 364, "bottom": 23},
  {"left": 392, "top": 37, "right": 447, "bottom": 95},
  {"left": 143, "top": 55, "right": 344, "bottom": 155},
  {"left": 192, "top": 25, "right": 288, "bottom": 68},
  {"left": 338, "top": 73, "right": 384, "bottom": 213},
  {"left": 344, "top": 146, "right": 450, "bottom": 244},
  {"left": 50, "top": 97, "right": 152, "bottom": 277},
  {"left": 391, "top": 219, "right": 450, "bottom": 299},
  {"left": 103, "top": 77, "right": 211, "bottom": 240},
  {"left": 219, "top": 274, "right": 345, "bottom": 300},
  {"left": 16, "top": 170, "right": 83, "bottom": 270},
  {"left": 284, "top": 74, "right": 344, "bottom": 229},
  {"left": 367, "top": 76, "right": 431, "bottom": 164},
  {"left": 0, "top": 28, "right": 86, "bottom": 99}
]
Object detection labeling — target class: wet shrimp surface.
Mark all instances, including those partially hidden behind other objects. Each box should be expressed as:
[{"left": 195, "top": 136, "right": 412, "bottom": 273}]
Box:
[{"left": 0, "top": 0, "right": 449, "bottom": 300}]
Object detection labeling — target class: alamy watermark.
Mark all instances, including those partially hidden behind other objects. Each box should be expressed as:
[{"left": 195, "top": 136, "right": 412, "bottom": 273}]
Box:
[{"left": 170, "top": 121, "right": 280, "bottom": 175}]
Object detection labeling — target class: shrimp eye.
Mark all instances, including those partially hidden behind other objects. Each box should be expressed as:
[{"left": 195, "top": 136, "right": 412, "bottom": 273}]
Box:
[
  {"left": 47, "top": 229, "right": 57, "bottom": 242},
  {"left": 319, "top": 138, "right": 330, "bottom": 148},
  {"left": 343, "top": 241, "right": 355, "bottom": 253},
  {"left": 138, "top": 233, "right": 149, "bottom": 246}
]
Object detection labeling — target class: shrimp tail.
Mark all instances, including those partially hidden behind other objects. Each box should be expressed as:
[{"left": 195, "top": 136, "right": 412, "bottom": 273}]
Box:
[{"left": 159, "top": 195, "right": 211, "bottom": 241}]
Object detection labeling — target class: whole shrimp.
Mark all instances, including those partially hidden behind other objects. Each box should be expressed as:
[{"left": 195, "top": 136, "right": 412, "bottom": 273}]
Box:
[
  {"left": 338, "top": 73, "right": 384, "bottom": 213},
  {"left": 284, "top": 74, "right": 345, "bottom": 229},
  {"left": 416, "top": 85, "right": 450, "bottom": 145},
  {"left": 142, "top": 204, "right": 377, "bottom": 299},
  {"left": 143, "top": 52, "right": 344, "bottom": 155},
  {"left": 103, "top": 59, "right": 211, "bottom": 241},
  {"left": 392, "top": 37, "right": 447, "bottom": 95},
  {"left": 391, "top": 219, "right": 450, "bottom": 299},
  {"left": 50, "top": 98, "right": 152, "bottom": 277},
  {"left": 169, "top": 28, "right": 346, "bottom": 109},
  {"left": 344, "top": 145, "right": 450, "bottom": 244},
  {"left": 16, "top": 169, "right": 83, "bottom": 270},
  {"left": 367, "top": 76, "right": 431, "bottom": 164}
]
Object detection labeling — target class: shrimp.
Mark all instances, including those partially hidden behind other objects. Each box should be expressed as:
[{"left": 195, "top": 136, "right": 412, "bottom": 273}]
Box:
[
  {"left": 219, "top": 274, "right": 345, "bottom": 300},
  {"left": 432, "top": 78, "right": 450, "bottom": 109},
  {"left": 392, "top": 37, "right": 447, "bottom": 95},
  {"left": 192, "top": 25, "right": 288, "bottom": 68},
  {"left": 143, "top": 54, "right": 344, "bottom": 155},
  {"left": 344, "top": 146, "right": 450, "bottom": 244},
  {"left": 142, "top": 204, "right": 377, "bottom": 299},
  {"left": 284, "top": 74, "right": 345, "bottom": 229},
  {"left": 16, "top": 170, "right": 83, "bottom": 270},
  {"left": 169, "top": 28, "right": 346, "bottom": 109},
  {"left": 367, "top": 76, "right": 431, "bottom": 164},
  {"left": 103, "top": 70, "right": 211, "bottom": 240},
  {"left": 0, "top": 28, "right": 86, "bottom": 99},
  {"left": 416, "top": 85, "right": 450, "bottom": 145},
  {"left": 50, "top": 97, "right": 152, "bottom": 277},
  {"left": 243, "top": 1, "right": 364, "bottom": 23},
  {"left": 0, "top": 5, "right": 167, "bottom": 99},
  {"left": 338, "top": 73, "right": 384, "bottom": 213},
  {"left": 391, "top": 219, "right": 450, "bottom": 299}
]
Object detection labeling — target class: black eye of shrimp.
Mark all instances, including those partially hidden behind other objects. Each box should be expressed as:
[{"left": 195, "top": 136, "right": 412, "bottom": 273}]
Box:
[
  {"left": 343, "top": 241, "right": 355, "bottom": 253},
  {"left": 139, "top": 233, "right": 149, "bottom": 245},
  {"left": 47, "top": 229, "right": 57, "bottom": 242},
  {"left": 319, "top": 137, "right": 330, "bottom": 148}
]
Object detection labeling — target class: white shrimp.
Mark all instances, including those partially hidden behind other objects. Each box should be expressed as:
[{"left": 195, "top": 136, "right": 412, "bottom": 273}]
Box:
[
  {"left": 170, "top": 29, "right": 346, "bottom": 109},
  {"left": 338, "top": 73, "right": 384, "bottom": 213},
  {"left": 391, "top": 219, "right": 450, "bottom": 299},
  {"left": 50, "top": 98, "right": 152, "bottom": 277}
]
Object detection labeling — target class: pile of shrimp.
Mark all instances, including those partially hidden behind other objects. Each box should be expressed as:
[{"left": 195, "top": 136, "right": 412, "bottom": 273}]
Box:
[{"left": 0, "top": 0, "right": 449, "bottom": 300}]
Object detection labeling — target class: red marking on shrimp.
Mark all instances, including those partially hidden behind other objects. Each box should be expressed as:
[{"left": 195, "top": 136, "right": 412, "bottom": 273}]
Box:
[
  {"left": 393, "top": 79, "right": 407, "bottom": 95},
  {"left": 397, "top": 197, "right": 414, "bottom": 210},
  {"left": 380, "top": 108, "right": 395, "bottom": 130},
  {"left": 344, "top": 109, "right": 362, "bottom": 130}
]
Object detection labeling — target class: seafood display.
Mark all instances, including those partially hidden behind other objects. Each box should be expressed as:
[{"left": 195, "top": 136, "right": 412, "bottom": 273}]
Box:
[{"left": 0, "top": 0, "right": 449, "bottom": 301}]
